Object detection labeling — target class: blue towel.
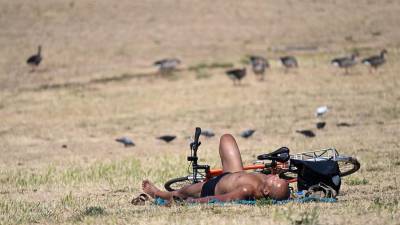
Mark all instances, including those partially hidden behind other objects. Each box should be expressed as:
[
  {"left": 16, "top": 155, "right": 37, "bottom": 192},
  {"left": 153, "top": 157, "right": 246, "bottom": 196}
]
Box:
[{"left": 153, "top": 196, "right": 336, "bottom": 206}]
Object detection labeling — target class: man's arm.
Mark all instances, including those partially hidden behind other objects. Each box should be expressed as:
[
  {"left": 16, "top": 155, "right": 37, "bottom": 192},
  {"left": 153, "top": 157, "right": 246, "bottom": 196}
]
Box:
[{"left": 186, "top": 184, "right": 255, "bottom": 203}]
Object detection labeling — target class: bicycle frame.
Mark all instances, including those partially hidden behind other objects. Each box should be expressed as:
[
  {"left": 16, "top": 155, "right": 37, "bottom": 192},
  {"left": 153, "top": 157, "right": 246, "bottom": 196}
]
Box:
[{"left": 186, "top": 127, "right": 297, "bottom": 184}]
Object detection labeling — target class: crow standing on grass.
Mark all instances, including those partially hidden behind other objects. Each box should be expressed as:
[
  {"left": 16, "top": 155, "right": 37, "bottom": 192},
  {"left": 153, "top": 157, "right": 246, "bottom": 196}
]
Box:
[
  {"left": 226, "top": 68, "right": 246, "bottom": 85},
  {"left": 296, "top": 130, "right": 316, "bottom": 138},
  {"left": 157, "top": 135, "right": 176, "bottom": 143},
  {"left": 26, "top": 45, "right": 42, "bottom": 72},
  {"left": 249, "top": 56, "right": 269, "bottom": 81}
]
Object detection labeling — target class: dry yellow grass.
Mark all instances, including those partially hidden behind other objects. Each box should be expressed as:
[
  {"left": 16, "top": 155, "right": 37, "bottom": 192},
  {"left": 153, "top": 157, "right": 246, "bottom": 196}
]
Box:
[{"left": 1, "top": 0, "right": 400, "bottom": 224}]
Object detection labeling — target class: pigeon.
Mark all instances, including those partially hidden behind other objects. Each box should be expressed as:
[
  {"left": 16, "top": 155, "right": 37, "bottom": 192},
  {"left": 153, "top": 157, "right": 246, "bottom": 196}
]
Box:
[
  {"left": 315, "top": 106, "right": 329, "bottom": 117},
  {"left": 296, "top": 130, "right": 315, "bottom": 138},
  {"left": 226, "top": 68, "right": 246, "bottom": 85},
  {"left": 201, "top": 129, "right": 215, "bottom": 138},
  {"left": 154, "top": 58, "right": 181, "bottom": 75},
  {"left": 115, "top": 137, "right": 135, "bottom": 147},
  {"left": 316, "top": 122, "right": 326, "bottom": 129},
  {"left": 280, "top": 56, "right": 298, "bottom": 73},
  {"left": 26, "top": 45, "right": 42, "bottom": 71},
  {"left": 157, "top": 135, "right": 176, "bottom": 143},
  {"left": 249, "top": 56, "right": 269, "bottom": 81},
  {"left": 240, "top": 129, "right": 256, "bottom": 138},
  {"left": 280, "top": 56, "right": 298, "bottom": 68}
]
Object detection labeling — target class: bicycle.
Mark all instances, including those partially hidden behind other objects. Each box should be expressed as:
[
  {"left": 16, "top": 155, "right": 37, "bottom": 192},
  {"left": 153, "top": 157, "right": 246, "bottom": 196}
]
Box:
[{"left": 164, "top": 127, "right": 360, "bottom": 192}]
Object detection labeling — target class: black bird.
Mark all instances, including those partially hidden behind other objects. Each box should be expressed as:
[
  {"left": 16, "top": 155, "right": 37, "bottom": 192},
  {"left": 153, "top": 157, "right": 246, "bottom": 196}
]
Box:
[
  {"left": 240, "top": 129, "right": 255, "bottom": 138},
  {"left": 226, "top": 68, "right": 246, "bottom": 85},
  {"left": 201, "top": 129, "right": 215, "bottom": 138},
  {"left": 26, "top": 45, "right": 42, "bottom": 71},
  {"left": 154, "top": 58, "right": 181, "bottom": 75},
  {"left": 249, "top": 56, "right": 269, "bottom": 81},
  {"left": 316, "top": 122, "right": 326, "bottom": 129},
  {"left": 157, "top": 135, "right": 176, "bottom": 143},
  {"left": 280, "top": 56, "right": 298, "bottom": 73},
  {"left": 115, "top": 137, "right": 135, "bottom": 147},
  {"left": 296, "top": 130, "right": 315, "bottom": 138},
  {"left": 331, "top": 53, "right": 357, "bottom": 75},
  {"left": 362, "top": 49, "right": 387, "bottom": 72}
]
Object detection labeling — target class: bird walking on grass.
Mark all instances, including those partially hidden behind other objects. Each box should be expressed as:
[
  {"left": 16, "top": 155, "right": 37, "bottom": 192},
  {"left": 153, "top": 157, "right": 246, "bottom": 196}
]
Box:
[
  {"left": 331, "top": 53, "right": 357, "bottom": 75},
  {"left": 201, "top": 129, "right": 215, "bottom": 138},
  {"left": 154, "top": 58, "right": 181, "bottom": 75},
  {"left": 240, "top": 129, "right": 255, "bottom": 138},
  {"left": 249, "top": 56, "right": 269, "bottom": 81},
  {"left": 26, "top": 45, "right": 42, "bottom": 72},
  {"left": 226, "top": 68, "right": 246, "bottom": 85},
  {"left": 115, "top": 137, "right": 135, "bottom": 147},
  {"left": 296, "top": 130, "right": 315, "bottom": 138},
  {"left": 280, "top": 56, "right": 298, "bottom": 73},
  {"left": 157, "top": 135, "right": 176, "bottom": 143},
  {"left": 362, "top": 49, "right": 387, "bottom": 73}
]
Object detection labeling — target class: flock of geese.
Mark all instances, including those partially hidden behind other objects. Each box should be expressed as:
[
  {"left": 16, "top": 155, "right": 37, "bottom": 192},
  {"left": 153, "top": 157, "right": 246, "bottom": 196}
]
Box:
[{"left": 27, "top": 46, "right": 388, "bottom": 85}]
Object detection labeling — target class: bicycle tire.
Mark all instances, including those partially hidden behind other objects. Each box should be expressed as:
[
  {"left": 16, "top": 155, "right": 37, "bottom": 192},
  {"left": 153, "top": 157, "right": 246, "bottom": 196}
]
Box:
[
  {"left": 336, "top": 156, "right": 360, "bottom": 177},
  {"left": 164, "top": 176, "right": 192, "bottom": 192}
]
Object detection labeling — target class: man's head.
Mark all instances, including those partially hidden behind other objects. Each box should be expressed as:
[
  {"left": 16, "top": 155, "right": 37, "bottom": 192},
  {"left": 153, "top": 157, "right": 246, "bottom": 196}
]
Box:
[{"left": 261, "top": 175, "right": 290, "bottom": 201}]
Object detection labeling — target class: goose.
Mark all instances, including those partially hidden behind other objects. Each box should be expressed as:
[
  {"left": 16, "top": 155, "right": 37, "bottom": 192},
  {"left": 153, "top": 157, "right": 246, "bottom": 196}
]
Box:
[
  {"left": 249, "top": 56, "right": 269, "bottom": 81},
  {"left": 226, "top": 68, "right": 246, "bottom": 85},
  {"left": 331, "top": 53, "right": 357, "bottom": 75},
  {"left": 26, "top": 45, "right": 42, "bottom": 71},
  {"left": 362, "top": 49, "right": 387, "bottom": 72}
]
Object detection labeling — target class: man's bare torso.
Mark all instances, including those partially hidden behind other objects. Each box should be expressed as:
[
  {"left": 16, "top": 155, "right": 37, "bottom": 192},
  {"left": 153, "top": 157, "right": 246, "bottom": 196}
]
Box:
[{"left": 214, "top": 172, "right": 270, "bottom": 199}]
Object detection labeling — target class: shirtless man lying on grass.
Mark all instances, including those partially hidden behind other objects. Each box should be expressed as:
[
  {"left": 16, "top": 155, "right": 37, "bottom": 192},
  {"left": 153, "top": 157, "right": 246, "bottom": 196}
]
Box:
[{"left": 142, "top": 134, "right": 290, "bottom": 203}]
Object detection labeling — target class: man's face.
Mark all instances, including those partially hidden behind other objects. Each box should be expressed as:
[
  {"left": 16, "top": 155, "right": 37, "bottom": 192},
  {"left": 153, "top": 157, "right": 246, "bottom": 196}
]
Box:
[{"left": 261, "top": 174, "right": 278, "bottom": 196}]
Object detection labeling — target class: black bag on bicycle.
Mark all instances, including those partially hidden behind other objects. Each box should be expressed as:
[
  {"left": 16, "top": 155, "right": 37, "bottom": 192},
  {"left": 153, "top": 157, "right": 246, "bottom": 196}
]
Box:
[{"left": 291, "top": 159, "right": 341, "bottom": 194}]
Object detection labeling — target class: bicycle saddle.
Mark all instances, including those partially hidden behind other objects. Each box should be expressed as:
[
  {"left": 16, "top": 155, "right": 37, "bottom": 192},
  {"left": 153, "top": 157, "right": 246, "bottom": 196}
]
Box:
[{"left": 257, "top": 147, "right": 290, "bottom": 162}]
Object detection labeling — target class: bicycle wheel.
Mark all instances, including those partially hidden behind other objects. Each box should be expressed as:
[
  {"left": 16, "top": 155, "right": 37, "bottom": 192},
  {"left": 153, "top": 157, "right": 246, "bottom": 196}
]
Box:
[
  {"left": 336, "top": 156, "right": 360, "bottom": 177},
  {"left": 164, "top": 176, "right": 192, "bottom": 192}
]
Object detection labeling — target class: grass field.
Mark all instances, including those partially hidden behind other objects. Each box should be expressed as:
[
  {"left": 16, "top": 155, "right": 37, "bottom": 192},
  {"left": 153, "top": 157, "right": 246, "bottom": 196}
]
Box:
[{"left": 1, "top": 0, "right": 400, "bottom": 224}]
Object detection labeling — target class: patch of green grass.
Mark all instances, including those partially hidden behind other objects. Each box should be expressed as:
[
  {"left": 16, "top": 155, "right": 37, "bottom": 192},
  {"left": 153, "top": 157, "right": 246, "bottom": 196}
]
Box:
[
  {"left": 371, "top": 197, "right": 399, "bottom": 211},
  {"left": 83, "top": 206, "right": 106, "bottom": 216},
  {"left": 0, "top": 198, "right": 55, "bottom": 224},
  {"left": 345, "top": 177, "right": 369, "bottom": 186},
  {"left": 194, "top": 69, "right": 211, "bottom": 79},
  {"left": 0, "top": 158, "right": 141, "bottom": 189},
  {"left": 239, "top": 56, "right": 250, "bottom": 65},
  {"left": 292, "top": 209, "right": 319, "bottom": 225},
  {"left": 188, "top": 62, "right": 233, "bottom": 71},
  {"left": 381, "top": 106, "right": 400, "bottom": 120}
]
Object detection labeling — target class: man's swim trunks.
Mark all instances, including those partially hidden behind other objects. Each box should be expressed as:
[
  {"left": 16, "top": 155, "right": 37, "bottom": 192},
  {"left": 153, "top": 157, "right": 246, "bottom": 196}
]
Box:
[{"left": 200, "top": 172, "right": 230, "bottom": 197}]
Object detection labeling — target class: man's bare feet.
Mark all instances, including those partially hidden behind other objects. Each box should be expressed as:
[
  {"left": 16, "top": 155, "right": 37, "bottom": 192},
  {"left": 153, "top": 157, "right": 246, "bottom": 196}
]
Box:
[{"left": 142, "top": 180, "right": 161, "bottom": 198}]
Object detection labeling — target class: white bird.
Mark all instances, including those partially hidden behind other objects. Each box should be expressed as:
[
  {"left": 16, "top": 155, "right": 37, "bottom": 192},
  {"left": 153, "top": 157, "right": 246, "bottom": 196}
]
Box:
[{"left": 315, "top": 106, "right": 329, "bottom": 117}]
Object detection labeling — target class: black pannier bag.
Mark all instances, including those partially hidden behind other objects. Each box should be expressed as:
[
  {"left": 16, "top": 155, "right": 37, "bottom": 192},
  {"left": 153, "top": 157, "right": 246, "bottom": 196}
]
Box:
[{"left": 291, "top": 159, "right": 341, "bottom": 193}]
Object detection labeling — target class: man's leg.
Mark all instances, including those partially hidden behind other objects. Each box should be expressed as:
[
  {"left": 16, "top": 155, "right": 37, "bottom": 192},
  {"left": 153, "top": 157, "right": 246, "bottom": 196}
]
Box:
[
  {"left": 142, "top": 180, "right": 204, "bottom": 200},
  {"left": 219, "top": 134, "right": 244, "bottom": 173}
]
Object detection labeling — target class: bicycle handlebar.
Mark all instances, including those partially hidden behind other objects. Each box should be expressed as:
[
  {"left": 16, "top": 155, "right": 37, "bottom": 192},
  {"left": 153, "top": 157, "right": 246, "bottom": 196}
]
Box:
[{"left": 191, "top": 127, "right": 201, "bottom": 151}]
